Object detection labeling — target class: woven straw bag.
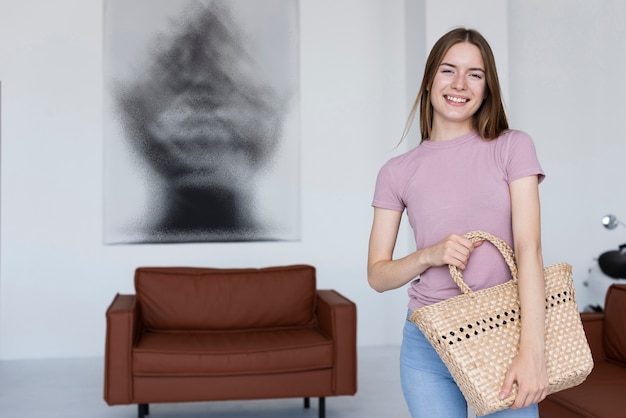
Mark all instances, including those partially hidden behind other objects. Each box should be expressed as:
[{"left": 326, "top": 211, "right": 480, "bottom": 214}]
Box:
[{"left": 409, "top": 231, "right": 593, "bottom": 417}]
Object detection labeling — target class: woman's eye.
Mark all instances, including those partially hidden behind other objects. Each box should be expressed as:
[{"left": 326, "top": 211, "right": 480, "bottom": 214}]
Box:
[{"left": 469, "top": 73, "right": 483, "bottom": 79}]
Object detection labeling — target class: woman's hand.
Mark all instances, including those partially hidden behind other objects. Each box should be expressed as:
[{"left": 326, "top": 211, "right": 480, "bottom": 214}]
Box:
[
  {"left": 500, "top": 349, "right": 549, "bottom": 409},
  {"left": 423, "top": 234, "right": 483, "bottom": 271},
  {"left": 368, "top": 207, "right": 482, "bottom": 292}
]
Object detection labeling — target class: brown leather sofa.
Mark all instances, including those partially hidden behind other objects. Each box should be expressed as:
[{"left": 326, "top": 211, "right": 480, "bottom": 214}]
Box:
[
  {"left": 104, "top": 264, "right": 357, "bottom": 418},
  {"left": 539, "top": 284, "right": 626, "bottom": 418}
]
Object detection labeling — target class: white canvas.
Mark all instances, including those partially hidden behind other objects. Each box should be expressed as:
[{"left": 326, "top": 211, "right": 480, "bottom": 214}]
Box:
[{"left": 103, "top": 0, "right": 300, "bottom": 243}]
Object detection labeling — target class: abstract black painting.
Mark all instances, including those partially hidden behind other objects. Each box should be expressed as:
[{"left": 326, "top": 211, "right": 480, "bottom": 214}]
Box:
[{"left": 103, "top": 0, "right": 300, "bottom": 243}]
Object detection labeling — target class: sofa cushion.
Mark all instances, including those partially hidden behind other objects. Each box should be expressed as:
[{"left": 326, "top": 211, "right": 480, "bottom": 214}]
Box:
[
  {"left": 132, "top": 328, "right": 333, "bottom": 376},
  {"left": 541, "top": 360, "right": 626, "bottom": 417},
  {"left": 135, "top": 265, "right": 317, "bottom": 331},
  {"left": 603, "top": 284, "right": 626, "bottom": 367}
]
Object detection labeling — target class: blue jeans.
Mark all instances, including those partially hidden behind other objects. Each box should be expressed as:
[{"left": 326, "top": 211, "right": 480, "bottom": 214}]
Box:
[{"left": 400, "top": 315, "right": 538, "bottom": 417}]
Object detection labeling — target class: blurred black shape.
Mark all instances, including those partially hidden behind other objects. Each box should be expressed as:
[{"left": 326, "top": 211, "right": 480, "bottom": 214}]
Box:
[{"left": 116, "top": 1, "right": 285, "bottom": 242}]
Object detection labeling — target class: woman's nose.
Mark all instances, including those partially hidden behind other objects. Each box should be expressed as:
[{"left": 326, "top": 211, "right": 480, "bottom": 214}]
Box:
[{"left": 451, "top": 74, "right": 467, "bottom": 90}]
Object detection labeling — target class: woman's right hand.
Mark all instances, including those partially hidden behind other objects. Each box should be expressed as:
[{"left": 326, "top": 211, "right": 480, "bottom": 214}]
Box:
[
  {"left": 423, "top": 234, "right": 482, "bottom": 271},
  {"left": 368, "top": 207, "right": 481, "bottom": 292}
]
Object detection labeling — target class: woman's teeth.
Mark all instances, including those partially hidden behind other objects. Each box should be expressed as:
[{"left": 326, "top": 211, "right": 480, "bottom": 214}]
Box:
[{"left": 446, "top": 96, "right": 467, "bottom": 103}]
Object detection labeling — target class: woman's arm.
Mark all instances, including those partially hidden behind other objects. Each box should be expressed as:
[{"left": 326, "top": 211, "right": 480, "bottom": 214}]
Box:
[
  {"left": 500, "top": 175, "right": 549, "bottom": 408},
  {"left": 367, "top": 207, "right": 478, "bottom": 293}
]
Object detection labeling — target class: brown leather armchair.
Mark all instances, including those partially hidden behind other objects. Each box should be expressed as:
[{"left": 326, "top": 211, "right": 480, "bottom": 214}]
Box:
[
  {"left": 104, "top": 265, "right": 357, "bottom": 418},
  {"left": 539, "top": 284, "right": 626, "bottom": 418}
]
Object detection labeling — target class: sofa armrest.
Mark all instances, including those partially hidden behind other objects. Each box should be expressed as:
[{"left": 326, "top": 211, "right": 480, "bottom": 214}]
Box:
[
  {"left": 316, "top": 290, "right": 357, "bottom": 395},
  {"left": 104, "top": 294, "right": 139, "bottom": 405},
  {"left": 581, "top": 312, "right": 605, "bottom": 362}
]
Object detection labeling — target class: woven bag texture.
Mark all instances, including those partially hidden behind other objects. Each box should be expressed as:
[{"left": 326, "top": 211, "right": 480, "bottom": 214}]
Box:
[{"left": 409, "top": 231, "right": 593, "bottom": 416}]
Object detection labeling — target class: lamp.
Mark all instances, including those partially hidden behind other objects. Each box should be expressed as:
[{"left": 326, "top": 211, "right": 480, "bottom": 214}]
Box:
[{"left": 602, "top": 214, "right": 626, "bottom": 230}]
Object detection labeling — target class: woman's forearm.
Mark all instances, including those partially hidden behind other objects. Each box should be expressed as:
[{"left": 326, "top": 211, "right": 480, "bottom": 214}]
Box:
[
  {"left": 516, "top": 242, "right": 546, "bottom": 354},
  {"left": 367, "top": 249, "right": 432, "bottom": 293}
]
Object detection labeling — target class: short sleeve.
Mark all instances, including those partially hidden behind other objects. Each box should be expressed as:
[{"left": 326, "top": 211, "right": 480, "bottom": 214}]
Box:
[
  {"left": 502, "top": 130, "right": 545, "bottom": 184},
  {"left": 372, "top": 161, "right": 405, "bottom": 212}
]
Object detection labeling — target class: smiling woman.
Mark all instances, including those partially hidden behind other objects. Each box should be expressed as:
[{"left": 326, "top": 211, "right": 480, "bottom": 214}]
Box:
[
  {"left": 368, "top": 27, "right": 547, "bottom": 417},
  {"left": 428, "top": 43, "right": 487, "bottom": 140},
  {"left": 401, "top": 28, "right": 508, "bottom": 145}
]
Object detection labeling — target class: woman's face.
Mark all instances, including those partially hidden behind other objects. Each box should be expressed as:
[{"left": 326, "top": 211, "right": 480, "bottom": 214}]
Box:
[{"left": 430, "top": 42, "right": 486, "bottom": 134}]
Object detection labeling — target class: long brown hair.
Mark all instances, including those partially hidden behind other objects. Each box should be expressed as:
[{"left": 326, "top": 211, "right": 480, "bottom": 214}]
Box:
[{"left": 402, "top": 28, "right": 508, "bottom": 143}]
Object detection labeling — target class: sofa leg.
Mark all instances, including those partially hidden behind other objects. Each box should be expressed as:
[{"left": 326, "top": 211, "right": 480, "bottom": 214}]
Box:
[
  {"left": 304, "top": 397, "right": 310, "bottom": 409},
  {"left": 138, "top": 403, "right": 149, "bottom": 418},
  {"left": 319, "top": 397, "right": 325, "bottom": 418}
]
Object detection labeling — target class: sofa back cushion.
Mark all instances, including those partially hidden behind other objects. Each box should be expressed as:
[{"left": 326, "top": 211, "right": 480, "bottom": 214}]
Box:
[
  {"left": 603, "top": 284, "right": 626, "bottom": 366},
  {"left": 135, "top": 265, "right": 317, "bottom": 331}
]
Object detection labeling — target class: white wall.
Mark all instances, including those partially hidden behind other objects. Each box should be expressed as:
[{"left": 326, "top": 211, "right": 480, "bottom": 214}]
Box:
[
  {"left": 507, "top": 0, "right": 626, "bottom": 304},
  {"left": 0, "top": 0, "right": 408, "bottom": 359},
  {"left": 1, "top": 0, "right": 625, "bottom": 360}
]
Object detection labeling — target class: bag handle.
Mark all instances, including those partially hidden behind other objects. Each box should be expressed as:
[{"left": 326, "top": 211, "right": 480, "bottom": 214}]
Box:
[{"left": 448, "top": 231, "right": 519, "bottom": 295}]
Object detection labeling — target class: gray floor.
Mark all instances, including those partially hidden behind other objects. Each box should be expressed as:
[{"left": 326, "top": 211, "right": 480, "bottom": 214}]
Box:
[{"left": 0, "top": 346, "right": 413, "bottom": 418}]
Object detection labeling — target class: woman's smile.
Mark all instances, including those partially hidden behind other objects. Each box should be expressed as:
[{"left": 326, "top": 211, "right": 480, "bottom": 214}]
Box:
[
  {"left": 444, "top": 94, "right": 469, "bottom": 104},
  {"left": 430, "top": 42, "right": 486, "bottom": 138}
]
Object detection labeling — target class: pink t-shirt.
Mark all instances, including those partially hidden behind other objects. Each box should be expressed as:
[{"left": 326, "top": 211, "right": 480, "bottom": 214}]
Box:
[{"left": 372, "top": 129, "right": 545, "bottom": 311}]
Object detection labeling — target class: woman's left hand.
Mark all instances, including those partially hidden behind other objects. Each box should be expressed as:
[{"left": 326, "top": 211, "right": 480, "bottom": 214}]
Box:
[{"left": 499, "top": 349, "right": 549, "bottom": 409}]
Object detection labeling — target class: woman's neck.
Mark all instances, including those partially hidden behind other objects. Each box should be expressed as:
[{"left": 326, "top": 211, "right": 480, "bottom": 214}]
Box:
[{"left": 429, "top": 121, "right": 474, "bottom": 142}]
